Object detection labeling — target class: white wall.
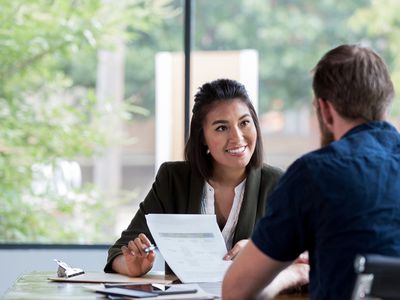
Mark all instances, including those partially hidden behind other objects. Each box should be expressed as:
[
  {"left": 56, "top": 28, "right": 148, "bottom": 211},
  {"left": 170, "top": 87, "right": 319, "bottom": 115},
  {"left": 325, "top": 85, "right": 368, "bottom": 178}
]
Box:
[{"left": 0, "top": 248, "right": 164, "bottom": 296}]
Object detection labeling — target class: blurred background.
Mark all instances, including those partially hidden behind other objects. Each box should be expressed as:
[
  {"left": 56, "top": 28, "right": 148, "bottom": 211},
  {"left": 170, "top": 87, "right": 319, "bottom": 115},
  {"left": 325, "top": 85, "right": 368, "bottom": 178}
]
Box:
[{"left": 2, "top": 0, "right": 400, "bottom": 247}]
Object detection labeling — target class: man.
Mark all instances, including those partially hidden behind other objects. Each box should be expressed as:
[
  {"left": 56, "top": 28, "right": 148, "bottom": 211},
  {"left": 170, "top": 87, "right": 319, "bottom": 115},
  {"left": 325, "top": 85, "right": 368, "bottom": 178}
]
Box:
[{"left": 222, "top": 44, "right": 400, "bottom": 300}]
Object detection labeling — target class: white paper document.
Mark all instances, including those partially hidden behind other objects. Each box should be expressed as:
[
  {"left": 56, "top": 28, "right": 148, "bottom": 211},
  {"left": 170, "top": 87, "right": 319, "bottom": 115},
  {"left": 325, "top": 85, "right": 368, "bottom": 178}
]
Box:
[{"left": 146, "top": 214, "right": 232, "bottom": 283}]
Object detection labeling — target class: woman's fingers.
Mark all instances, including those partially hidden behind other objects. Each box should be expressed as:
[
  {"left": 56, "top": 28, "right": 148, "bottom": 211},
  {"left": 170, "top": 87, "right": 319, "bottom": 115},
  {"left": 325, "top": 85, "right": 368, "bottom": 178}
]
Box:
[
  {"left": 145, "top": 250, "right": 156, "bottom": 264},
  {"left": 133, "top": 238, "right": 147, "bottom": 256},
  {"left": 223, "top": 246, "right": 237, "bottom": 260},
  {"left": 138, "top": 233, "right": 152, "bottom": 247},
  {"left": 121, "top": 245, "right": 132, "bottom": 257},
  {"left": 124, "top": 233, "right": 154, "bottom": 257},
  {"left": 223, "top": 239, "right": 248, "bottom": 260},
  {"left": 121, "top": 235, "right": 157, "bottom": 277}
]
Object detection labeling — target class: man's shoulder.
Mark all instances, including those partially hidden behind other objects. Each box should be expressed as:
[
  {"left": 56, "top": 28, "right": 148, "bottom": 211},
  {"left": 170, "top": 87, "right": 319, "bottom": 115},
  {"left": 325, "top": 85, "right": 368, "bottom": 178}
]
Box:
[
  {"left": 288, "top": 146, "right": 345, "bottom": 180},
  {"left": 304, "top": 122, "right": 400, "bottom": 163},
  {"left": 330, "top": 121, "right": 400, "bottom": 157},
  {"left": 301, "top": 146, "right": 332, "bottom": 162}
]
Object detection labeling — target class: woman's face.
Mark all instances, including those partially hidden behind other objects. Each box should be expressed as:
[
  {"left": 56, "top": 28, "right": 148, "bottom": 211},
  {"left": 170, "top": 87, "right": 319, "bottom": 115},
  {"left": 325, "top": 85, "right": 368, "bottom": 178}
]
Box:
[{"left": 202, "top": 99, "right": 257, "bottom": 173}]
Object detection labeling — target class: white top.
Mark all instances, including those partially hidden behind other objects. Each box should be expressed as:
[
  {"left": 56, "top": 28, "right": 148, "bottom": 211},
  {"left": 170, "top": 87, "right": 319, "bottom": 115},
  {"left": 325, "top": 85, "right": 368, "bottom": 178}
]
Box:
[{"left": 200, "top": 179, "right": 246, "bottom": 250}]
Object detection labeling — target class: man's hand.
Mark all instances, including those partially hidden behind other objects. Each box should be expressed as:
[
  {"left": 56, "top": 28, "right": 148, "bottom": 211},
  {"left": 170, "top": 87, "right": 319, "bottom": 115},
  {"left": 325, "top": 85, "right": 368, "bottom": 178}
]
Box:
[
  {"left": 257, "top": 252, "right": 309, "bottom": 299},
  {"left": 222, "top": 241, "right": 290, "bottom": 300},
  {"left": 294, "top": 251, "right": 309, "bottom": 264},
  {"left": 263, "top": 262, "right": 309, "bottom": 296}
]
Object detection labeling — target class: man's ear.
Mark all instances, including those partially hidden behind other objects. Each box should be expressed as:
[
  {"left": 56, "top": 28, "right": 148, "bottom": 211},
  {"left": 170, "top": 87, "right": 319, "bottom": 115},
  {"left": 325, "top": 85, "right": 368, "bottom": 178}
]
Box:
[{"left": 317, "top": 98, "right": 334, "bottom": 130}]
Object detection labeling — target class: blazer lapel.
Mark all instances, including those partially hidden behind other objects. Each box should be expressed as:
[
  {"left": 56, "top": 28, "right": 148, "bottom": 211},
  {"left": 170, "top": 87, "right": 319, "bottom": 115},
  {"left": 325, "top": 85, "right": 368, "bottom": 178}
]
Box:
[
  {"left": 187, "top": 168, "right": 204, "bottom": 214},
  {"left": 233, "top": 167, "right": 261, "bottom": 244}
]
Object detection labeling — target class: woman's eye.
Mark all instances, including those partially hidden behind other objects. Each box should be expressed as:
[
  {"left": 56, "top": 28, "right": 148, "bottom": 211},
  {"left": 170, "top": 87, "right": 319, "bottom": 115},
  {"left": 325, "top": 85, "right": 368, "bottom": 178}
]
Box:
[
  {"left": 240, "top": 120, "right": 251, "bottom": 127},
  {"left": 216, "top": 125, "right": 227, "bottom": 131}
]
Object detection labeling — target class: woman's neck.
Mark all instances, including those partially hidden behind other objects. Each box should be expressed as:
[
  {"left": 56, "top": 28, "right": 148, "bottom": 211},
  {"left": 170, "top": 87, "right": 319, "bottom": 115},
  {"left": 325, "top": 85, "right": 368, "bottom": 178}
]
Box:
[{"left": 210, "top": 166, "right": 246, "bottom": 187}]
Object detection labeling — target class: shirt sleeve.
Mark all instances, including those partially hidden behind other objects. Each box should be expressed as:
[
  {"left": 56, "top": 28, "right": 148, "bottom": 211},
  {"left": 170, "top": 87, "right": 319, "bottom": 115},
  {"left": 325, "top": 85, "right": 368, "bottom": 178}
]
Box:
[
  {"left": 252, "top": 158, "right": 313, "bottom": 262},
  {"left": 104, "top": 162, "right": 172, "bottom": 272}
]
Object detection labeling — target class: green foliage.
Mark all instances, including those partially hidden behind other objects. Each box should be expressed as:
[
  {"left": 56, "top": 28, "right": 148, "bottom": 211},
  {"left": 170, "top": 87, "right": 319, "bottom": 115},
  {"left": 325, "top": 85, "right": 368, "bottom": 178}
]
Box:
[
  {"left": 111, "top": 0, "right": 385, "bottom": 114},
  {"left": 0, "top": 0, "right": 171, "bottom": 243},
  {"left": 65, "top": 0, "right": 400, "bottom": 118},
  {"left": 118, "top": 1, "right": 181, "bottom": 116},
  {"left": 4, "top": 0, "right": 397, "bottom": 243},
  {"left": 192, "top": 0, "right": 372, "bottom": 112},
  {"left": 349, "top": 0, "right": 400, "bottom": 118}
]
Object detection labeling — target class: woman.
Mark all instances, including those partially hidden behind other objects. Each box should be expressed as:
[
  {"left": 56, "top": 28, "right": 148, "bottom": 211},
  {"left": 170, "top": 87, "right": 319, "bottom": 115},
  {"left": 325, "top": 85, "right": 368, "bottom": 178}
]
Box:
[{"left": 105, "top": 78, "right": 282, "bottom": 277}]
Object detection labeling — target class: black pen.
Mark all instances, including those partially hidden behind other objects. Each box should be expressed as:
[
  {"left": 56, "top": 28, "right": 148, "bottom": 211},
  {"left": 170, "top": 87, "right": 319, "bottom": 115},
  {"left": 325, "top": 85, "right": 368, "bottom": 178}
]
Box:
[{"left": 143, "top": 244, "right": 157, "bottom": 253}]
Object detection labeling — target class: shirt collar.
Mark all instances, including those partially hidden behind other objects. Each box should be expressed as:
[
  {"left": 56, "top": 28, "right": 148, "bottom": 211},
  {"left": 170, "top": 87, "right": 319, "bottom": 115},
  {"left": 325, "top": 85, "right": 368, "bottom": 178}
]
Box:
[{"left": 342, "top": 121, "right": 396, "bottom": 139}]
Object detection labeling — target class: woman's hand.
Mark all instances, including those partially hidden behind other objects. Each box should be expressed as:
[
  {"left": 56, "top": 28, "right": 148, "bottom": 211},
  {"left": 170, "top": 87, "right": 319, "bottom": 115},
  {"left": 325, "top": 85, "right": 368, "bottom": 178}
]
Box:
[
  {"left": 223, "top": 239, "right": 248, "bottom": 260},
  {"left": 117, "top": 233, "right": 156, "bottom": 277}
]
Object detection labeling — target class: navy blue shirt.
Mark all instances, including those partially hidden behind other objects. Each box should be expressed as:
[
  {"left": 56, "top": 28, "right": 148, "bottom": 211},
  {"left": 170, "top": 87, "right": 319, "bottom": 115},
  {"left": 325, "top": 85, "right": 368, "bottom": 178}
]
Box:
[{"left": 252, "top": 121, "right": 400, "bottom": 300}]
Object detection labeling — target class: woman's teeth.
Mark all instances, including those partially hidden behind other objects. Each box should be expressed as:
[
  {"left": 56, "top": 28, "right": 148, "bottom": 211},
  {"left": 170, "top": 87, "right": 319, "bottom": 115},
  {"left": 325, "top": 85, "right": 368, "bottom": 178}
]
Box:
[{"left": 226, "top": 146, "right": 246, "bottom": 154}]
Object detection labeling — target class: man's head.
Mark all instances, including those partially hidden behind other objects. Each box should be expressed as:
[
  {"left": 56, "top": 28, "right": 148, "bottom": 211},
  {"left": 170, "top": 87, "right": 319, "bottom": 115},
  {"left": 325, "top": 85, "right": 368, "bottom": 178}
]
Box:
[{"left": 312, "top": 44, "right": 395, "bottom": 146}]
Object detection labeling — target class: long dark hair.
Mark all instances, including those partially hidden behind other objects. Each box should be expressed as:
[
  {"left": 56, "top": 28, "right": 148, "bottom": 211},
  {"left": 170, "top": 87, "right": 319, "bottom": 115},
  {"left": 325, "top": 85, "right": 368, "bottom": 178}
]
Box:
[{"left": 184, "top": 78, "right": 263, "bottom": 179}]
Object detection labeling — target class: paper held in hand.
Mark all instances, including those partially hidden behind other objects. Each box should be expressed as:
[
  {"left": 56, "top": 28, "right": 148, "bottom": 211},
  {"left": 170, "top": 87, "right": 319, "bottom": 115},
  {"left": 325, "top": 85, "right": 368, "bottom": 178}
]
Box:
[{"left": 145, "top": 214, "right": 232, "bottom": 283}]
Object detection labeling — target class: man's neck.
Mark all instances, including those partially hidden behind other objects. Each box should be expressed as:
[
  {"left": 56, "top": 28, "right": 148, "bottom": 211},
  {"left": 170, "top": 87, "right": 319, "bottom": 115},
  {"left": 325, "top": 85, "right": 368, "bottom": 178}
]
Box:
[{"left": 333, "top": 117, "right": 367, "bottom": 141}]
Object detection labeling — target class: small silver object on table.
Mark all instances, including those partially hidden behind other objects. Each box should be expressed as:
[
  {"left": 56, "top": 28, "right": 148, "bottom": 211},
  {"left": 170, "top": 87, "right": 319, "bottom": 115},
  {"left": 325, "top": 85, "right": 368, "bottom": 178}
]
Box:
[{"left": 54, "top": 259, "right": 85, "bottom": 278}]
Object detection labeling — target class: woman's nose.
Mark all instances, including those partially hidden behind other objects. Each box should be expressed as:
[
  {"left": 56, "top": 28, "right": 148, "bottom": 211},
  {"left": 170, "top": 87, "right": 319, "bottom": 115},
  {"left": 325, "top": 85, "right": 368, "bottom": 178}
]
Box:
[{"left": 229, "top": 126, "right": 243, "bottom": 141}]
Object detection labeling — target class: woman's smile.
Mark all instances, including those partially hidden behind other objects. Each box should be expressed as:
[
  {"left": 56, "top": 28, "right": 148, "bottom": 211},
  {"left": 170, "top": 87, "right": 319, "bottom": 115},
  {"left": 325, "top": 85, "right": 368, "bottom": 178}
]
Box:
[
  {"left": 203, "top": 99, "right": 257, "bottom": 172},
  {"left": 225, "top": 145, "right": 247, "bottom": 155}
]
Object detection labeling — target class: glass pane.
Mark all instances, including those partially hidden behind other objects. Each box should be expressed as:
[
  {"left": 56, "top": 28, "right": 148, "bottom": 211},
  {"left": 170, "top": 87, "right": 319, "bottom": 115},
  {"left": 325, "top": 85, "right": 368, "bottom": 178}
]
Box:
[
  {"left": 1, "top": 0, "right": 183, "bottom": 244},
  {"left": 3, "top": 0, "right": 400, "bottom": 245},
  {"left": 191, "top": 0, "right": 399, "bottom": 169}
]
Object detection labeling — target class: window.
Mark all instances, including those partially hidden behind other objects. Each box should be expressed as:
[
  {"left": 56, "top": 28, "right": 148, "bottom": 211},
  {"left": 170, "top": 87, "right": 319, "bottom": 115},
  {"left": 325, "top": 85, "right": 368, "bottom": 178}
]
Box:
[
  {"left": 1, "top": 0, "right": 183, "bottom": 244},
  {"left": 191, "top": 0, "right": 400, "bottom": 169},
  {"left": 2, "top": 0, "right": 399, "bottom": 244}
]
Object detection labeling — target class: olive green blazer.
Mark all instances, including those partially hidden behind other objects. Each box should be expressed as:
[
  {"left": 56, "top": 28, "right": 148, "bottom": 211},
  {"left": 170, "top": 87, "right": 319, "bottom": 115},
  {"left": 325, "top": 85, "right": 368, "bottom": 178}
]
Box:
[{"left": 105, "top": 161, "right": 282, "bottom": 272}]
